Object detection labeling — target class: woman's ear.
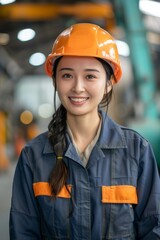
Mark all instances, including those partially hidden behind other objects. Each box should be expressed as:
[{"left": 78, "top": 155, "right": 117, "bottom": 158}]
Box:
[{"left": 105, "top": 79, "right": 113, "bottom": 94}]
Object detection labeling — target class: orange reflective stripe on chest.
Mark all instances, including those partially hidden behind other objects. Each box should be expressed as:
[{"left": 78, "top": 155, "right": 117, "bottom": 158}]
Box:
[
  {"left": 33, "top": 182, "right": 71, "bottom": 198},
  {"left": 102, "top": 185, "right": 138, "bottom": 204}
]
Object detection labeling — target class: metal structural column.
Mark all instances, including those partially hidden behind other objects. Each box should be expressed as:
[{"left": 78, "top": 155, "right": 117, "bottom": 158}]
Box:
[
  {"left": 120, "top": 0, "right": 157, "bottom": 117},
  {"left": 116, "top": 0, "right": 160, "bottom": 166}
]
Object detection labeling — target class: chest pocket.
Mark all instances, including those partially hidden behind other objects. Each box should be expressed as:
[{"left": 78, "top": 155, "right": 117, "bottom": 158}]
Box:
[
  {"left": 33, "top": 182, "right": 72, "bottom": 238},
  {"left": 102, "top": 185, "right": 137, "bottom": 239}
]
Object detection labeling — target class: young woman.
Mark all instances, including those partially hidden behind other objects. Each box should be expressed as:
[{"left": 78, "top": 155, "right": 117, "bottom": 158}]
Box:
[{"left": 10, "top": 23, "right": 160, "bottom": 239}]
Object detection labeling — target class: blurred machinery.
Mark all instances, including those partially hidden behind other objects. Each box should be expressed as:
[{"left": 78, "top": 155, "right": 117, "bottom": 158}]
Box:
[{"left": 114, "top": 0, "right": 160, "bottom": 167}]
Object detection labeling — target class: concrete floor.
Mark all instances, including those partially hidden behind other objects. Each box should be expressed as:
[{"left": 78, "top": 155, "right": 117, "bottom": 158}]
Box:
[{"left": 0, "top": 162, "right": 16, "bottom": 240}]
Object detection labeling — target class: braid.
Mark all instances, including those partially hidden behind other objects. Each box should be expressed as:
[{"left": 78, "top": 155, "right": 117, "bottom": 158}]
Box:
[
  {"left": 48, "top": 56, "right": 69, "bottom": 197},
  {"left": 48, "top": 104, "right": 68, "bottom": 197},
  {"left": 48, "top": 104, "right": 66, "bottom": 151}
]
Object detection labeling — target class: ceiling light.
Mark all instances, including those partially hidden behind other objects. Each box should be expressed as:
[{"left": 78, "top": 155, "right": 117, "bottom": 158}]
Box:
[
  {"left": 17, "top": 28, "right": 36, "bottom": 42},
  {"left": 115, "top": 40, "right": 130, "bottom": 57},
  {"left": 0, "top": 0, "right": 15, "bottom": 4},
  {"left": 29, "top": 52, "right": 46, "bottom": 66},
  {"left": 139, "top": 0, "right": 160, "bottom": 18}
]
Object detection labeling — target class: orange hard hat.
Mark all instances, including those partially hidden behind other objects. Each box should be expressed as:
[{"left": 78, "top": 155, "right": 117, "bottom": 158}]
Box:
[{"left": 45, "top": 23, "right": 122, "bottom": 82}]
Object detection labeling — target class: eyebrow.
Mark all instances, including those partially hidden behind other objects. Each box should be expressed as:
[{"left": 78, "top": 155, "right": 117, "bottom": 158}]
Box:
[
  {"left": 85, "top": 69, "right": 100, "bottom": 72},
  {"left": 59, "top": 68, "right": 100, "bottom": 72},
  {"left": 59, "top": 68, "right": 73, "bottom": 71}
]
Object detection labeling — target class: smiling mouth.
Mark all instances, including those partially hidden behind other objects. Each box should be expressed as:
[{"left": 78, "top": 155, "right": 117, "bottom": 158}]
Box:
[{"left": 69, "top": 97, "right": 89, "bottom": 103}]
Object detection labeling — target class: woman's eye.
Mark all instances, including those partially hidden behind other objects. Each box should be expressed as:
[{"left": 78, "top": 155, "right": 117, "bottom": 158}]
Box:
[
  {"left": 62, "top": 73, "right": 72, "bottom": 79},
  {"left": 86, "top": 74, "right": 96, "bottom": 80}
]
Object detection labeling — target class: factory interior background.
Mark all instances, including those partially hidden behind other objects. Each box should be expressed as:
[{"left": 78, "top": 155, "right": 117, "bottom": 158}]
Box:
[{"left": 0, "top": 0, "right": 160, "bottom": 239}]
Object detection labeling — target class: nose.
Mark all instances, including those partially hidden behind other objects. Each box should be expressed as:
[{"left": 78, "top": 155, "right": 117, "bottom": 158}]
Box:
[{"left": 72, "top": 77, "right": 85, "bottom": 93}]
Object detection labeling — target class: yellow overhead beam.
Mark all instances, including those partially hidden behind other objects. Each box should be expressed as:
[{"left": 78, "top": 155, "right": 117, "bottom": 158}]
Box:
[{"left": 0, "top": 3, "right": 114, "bottom": 21}]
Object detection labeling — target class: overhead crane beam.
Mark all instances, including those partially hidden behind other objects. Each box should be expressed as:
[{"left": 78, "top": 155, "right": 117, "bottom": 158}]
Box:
[{"left": 0, "top": 3, "right": 114, "bottom": 21}]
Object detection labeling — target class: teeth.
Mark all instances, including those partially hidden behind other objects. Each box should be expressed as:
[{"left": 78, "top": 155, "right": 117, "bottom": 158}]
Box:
[{"left": 70, "top": 97, "right": 88, "bottom": 102}]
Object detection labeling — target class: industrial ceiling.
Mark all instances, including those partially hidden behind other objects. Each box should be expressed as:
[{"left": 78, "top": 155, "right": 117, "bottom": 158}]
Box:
[{"left": 0, "top": 0, "right": 160, "bottom": 81}]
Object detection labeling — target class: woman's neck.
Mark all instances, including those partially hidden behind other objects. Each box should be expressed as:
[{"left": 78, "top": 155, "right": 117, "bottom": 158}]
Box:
[{"left": 67, "top": 112, "right": 101, "bottom": 153}]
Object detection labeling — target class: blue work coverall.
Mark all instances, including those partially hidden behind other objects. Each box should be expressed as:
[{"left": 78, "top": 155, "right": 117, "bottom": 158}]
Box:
[{"left": 10, "top": 111, "right": 160, "bottom": 239}]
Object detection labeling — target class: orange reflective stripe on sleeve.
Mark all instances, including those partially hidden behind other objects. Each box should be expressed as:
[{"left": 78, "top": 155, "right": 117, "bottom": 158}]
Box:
[
  {"left": 33, "top": 182, "right": 72, "bottom": 198},
  {"left": 102, "top": 185, "right": 138, "bottom": 204}
]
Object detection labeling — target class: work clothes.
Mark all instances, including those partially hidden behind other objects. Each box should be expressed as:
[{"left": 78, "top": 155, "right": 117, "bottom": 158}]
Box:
[
  {"left": 10, "top": 111, "right": 160, "bottom": 239},
  {"left": 67, "top": 119, "right": 102, "bottom": 167}
]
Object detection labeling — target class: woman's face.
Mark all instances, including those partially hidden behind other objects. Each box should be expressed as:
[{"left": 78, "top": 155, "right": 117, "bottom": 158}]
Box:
[{"left": 55, "top": 56, "right": 110, "bottom": 117}]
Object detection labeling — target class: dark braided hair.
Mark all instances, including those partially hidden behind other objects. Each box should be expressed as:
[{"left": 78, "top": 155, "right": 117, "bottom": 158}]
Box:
[
  {"left": 48, "top": 105, "right": 67, "bottom": 197},
  {"left": 48, "top": 57, "right": 68, "bottom": 197},
  {"left": 48, "top": 57, "right": 114, "bottom": 197}
]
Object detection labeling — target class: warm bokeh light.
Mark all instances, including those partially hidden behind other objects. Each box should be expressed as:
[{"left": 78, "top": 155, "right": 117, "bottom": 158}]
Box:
[{"left": 20, "top": 110, "right": 33, "bottom": 125}]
